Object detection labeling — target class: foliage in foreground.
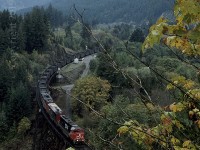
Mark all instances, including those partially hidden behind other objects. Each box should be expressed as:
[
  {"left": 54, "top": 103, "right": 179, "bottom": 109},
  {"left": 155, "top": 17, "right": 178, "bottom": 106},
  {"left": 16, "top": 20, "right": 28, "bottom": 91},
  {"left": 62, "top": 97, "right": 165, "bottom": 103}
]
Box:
[{"left": 118, "top": 0, "right": 200, "bottom": 149}]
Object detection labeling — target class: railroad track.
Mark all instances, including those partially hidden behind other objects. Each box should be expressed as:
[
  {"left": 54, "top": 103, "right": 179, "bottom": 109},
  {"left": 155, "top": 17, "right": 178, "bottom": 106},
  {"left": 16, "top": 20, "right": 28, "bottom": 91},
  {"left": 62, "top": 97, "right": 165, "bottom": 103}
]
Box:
[{"left": 36, "top": 48, "right": 100, "bottom": 150}]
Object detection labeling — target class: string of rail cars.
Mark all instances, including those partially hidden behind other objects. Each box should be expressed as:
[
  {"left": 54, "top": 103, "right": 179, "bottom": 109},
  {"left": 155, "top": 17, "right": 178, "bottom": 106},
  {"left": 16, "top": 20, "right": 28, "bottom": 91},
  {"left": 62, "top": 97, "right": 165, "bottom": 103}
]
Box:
[{"left": 37, "top": 48, "right": 100, "bottom": 149}]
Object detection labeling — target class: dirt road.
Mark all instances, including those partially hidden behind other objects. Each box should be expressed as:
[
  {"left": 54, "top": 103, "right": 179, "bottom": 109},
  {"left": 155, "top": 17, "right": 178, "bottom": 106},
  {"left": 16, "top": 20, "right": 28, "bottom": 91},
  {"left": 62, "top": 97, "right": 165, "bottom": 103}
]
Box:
[{"left": 62, "top": 55, "right": 96, "bottom": 117}]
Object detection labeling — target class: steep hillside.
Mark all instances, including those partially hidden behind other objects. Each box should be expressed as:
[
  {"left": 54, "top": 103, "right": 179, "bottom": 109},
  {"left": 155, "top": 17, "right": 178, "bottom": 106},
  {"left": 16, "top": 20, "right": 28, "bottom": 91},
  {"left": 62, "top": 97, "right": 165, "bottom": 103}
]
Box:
[{"left": 51, "top": 0, "right": 174, "bottom": 24}]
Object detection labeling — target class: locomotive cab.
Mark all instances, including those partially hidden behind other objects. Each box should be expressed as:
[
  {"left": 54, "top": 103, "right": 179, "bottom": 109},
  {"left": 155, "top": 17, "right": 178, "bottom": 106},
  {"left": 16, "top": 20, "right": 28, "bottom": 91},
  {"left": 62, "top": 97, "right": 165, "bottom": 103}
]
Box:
[
  {"left": 69, "top": 126, "right": 85, "bottom": 144},
  {"left": 59, "top": 115, "right": 85, "bottom": 143}
]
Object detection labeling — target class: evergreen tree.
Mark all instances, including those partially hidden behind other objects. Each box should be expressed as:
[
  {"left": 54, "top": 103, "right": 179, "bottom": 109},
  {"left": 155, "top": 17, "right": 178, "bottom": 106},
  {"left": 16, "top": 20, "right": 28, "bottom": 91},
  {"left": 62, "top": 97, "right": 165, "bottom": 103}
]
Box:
[
  {"left": 112, "top": 24, "right": 131, "bottom": 40},
  {"left": 80, "top": 23, "right": 91, "bottom": 49},
  {"left": 24, "top": 7, "right": 50, "bottom": 52},
  {"left": 129, "top": 28, "right": 145, "bottom": 43},
  {"left": 31, "top": 7, "right": 48, "bottom": 51},
  {"left": 16, "top": 22, "right": 25, "bottom": 51},
  {"left": 0, "top": 119, "right": 8, "bottom": 142},
  {"left": 6, "top": 82, "right": 31, "bottom": 126},
  {"left": 46, "top": 4, "right": 54, "bottom": 26},
  {"left": 0, "top": 10, "right": 10, "bottom": 31},
  {"left": 0, "top": 56, "right": 12, "bottom": 103},
  {"left": 0, "top": 28, "right": 10, "bottom": 52},
  {"left": 46, "top": 4, "right": 64, "bottom": 28},
  {"left": 23, "top": 13, "right": 33, "bottom": 53},
  {"left": 65, "top": 26, "right": 74, "bottom": 49}
]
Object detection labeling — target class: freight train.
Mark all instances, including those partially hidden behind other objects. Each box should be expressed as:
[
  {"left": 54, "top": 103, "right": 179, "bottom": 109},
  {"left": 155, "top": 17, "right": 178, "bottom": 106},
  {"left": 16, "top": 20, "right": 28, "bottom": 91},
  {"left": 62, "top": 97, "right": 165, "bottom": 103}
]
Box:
[{"left": 37, "top": 48, "right": 100, "bottom": 144}]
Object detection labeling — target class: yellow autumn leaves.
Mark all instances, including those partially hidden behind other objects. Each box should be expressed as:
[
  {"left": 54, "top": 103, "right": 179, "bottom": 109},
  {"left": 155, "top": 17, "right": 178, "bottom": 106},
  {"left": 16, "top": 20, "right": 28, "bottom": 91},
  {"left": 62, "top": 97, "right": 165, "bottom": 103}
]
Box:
[
  {"left": 143, "top": 0, "right": 200, "bottom": 56},
  {"left": 72, "top": 76, "right": 111, "bottom": 114},
  {"left": 169, "top": 102, "right": 186, "bottom": 113},
  {"left": 167, "top": 74, "right": 200, "bottom": 101}
]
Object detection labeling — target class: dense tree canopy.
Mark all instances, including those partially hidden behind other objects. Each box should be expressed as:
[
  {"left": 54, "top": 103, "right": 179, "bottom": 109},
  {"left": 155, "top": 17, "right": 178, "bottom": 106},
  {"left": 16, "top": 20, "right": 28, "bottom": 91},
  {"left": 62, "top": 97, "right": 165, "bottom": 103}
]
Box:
[
  {"left": 0, "top": 49, "right": 48, "bottom": 145},
  {"left": 0, "top": 5, "right": 65, "bottom": 54},
  {"left": 50, "top": 0, "right": 174, "bottom": 24}
]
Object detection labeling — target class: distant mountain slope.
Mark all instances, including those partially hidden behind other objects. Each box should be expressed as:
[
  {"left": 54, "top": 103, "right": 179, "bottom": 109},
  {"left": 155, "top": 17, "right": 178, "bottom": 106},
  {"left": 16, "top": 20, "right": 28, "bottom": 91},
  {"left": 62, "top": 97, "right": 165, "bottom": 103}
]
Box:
[
  {"left": 0, "top": 0, "right": 51, "bottom": 11},
  {"left": 51, "top": 0, "right": 174, "bottom": 24}
]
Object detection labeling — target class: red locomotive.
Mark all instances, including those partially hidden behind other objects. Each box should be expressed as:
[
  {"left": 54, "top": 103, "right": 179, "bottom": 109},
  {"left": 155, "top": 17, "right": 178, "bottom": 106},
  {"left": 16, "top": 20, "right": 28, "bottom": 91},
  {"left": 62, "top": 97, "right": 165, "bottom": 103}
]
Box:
[
  {"left": 60, "top": 115, "right": 85, "bottom": 144},
  {"left": 46, "top": 102, "right": 85, "bottom": 143}
]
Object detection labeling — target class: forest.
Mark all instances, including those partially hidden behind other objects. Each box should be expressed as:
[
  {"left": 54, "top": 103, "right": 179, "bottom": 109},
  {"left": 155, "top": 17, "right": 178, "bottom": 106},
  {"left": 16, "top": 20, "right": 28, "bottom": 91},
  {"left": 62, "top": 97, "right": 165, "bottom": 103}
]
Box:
[
  {"left": 0, "top": 0, "right": 199, "bottom": 149},
  {"left": 50, "top": 0, "right": 174, "bottom": 24}
]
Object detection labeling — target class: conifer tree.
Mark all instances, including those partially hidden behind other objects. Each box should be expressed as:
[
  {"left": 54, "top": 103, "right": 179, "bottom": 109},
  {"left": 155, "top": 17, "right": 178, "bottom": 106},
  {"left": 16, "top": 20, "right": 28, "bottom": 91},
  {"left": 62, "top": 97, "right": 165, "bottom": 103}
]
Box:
[
  {"left": 80, "top": 23, "right": 91, "bottom": 49},
  {"left": 129, "top": 28, "right": 145, "bottom": 43},
  {"left": 6, "top": 82, "right": 31, "bottom": 126}
]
